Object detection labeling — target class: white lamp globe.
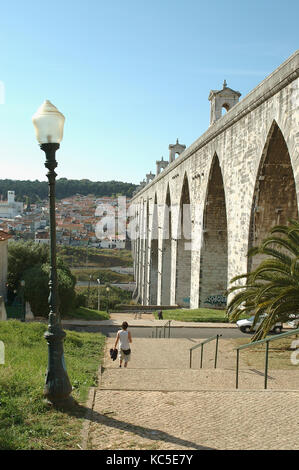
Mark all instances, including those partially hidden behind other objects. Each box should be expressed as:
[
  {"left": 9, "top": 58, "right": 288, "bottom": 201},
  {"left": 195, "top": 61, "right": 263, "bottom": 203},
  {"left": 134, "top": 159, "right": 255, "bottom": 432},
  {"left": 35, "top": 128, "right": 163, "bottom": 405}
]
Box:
[{"left": 32, "top": 100, "right": 65, "bottom": 144}]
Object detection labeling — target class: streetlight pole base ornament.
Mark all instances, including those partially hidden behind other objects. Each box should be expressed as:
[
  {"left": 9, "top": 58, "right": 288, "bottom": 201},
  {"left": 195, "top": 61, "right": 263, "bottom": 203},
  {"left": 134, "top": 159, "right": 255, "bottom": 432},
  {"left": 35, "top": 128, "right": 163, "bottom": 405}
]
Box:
[
  {"left": 44, "top": 326, "right": 73, "bottom": 406},
  {"left": 40, "top": 142, "right": 73, "bottom": 408}
]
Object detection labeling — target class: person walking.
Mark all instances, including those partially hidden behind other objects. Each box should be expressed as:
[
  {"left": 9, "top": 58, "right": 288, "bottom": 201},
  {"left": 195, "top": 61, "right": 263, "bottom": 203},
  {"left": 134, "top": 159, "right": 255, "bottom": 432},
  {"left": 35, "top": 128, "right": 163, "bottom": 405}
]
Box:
[{"left": 113, "top": 321, "right": 132, "bottom": 368}]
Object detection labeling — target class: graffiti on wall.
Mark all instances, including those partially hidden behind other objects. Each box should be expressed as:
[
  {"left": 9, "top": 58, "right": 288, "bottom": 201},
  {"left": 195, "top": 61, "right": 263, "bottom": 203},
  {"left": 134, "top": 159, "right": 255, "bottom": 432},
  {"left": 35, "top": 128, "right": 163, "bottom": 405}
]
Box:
[{"left": 205, "top": 295, "right": 227, "bottom": 307}]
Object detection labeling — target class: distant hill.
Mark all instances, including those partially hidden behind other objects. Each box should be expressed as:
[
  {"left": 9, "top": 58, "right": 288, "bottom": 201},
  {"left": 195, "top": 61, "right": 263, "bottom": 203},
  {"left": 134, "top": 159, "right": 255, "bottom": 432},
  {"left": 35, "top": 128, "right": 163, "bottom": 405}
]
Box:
[{"left": 0, "top": 178, "right": 137, "bottom": 203}]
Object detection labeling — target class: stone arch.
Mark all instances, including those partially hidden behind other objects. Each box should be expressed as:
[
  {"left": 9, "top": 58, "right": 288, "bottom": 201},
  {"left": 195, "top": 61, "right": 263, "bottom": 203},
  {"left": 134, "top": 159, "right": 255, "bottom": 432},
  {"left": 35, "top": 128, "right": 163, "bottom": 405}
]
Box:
[
  {"left": 142, "top": 198, "right": 150, "bottom": 303},
  {"left": 149, "top": 193, "right": 158, "bottom": 305},
  {"left": 175, "top": 173, "right": 192, "bottom": 306},
  {"left": 136, "top": 202, "right": 143, "bottom": 303},
  {"left": 199, "top": 153, "right": 228, "bottom": 307},
  {"left": 161, "top": 185, "right": 172, "bottom": 305},
  {"left": 132, "top": 207, "right": 138, "bottom": 282},
  {"left": 221, "top": 103, "right": 230, "bottom": 116},
  {"left": 131, "top": 207, "right": 138, "bottom": 295},
  {"left": 248, "top": 120, "right": 298, "bottom": 271}
]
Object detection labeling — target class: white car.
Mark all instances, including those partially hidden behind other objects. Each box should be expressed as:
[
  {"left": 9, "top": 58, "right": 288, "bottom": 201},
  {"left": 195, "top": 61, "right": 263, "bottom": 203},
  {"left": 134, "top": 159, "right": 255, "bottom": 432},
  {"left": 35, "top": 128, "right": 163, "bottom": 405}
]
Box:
[
  {"left": 287, "top": 314, "right": 299, "bottom": 328},
  {"left": 236, "top": 315, "right": 282, "bottom": 334}
]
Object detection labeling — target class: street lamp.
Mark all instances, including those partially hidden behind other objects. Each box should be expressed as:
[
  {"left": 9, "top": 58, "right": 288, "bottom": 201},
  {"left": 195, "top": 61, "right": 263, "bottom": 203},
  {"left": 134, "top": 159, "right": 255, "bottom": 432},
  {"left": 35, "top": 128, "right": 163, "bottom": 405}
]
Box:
[
  {"left": 20, "top": 280, "right": 25, "bottom": 323},
  {"left": 32, "top": 100, "right": 73, "bottom": 408},
  {"left": 106, "top": 286, "right": 110, "bottom": 313},
  {"left": 96, "top": 278, "right": 101, "bottom": 311},
  {"left": 87, "top": 274, "right": 92, "bottom": 307}
]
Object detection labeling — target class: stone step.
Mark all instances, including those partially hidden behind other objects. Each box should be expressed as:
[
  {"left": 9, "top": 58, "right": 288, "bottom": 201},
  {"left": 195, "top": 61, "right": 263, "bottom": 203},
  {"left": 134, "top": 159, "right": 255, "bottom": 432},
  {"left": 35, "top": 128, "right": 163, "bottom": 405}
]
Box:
[
  {"left": 99, "top": 367, "right": 299, "bottom": 391},
  {"left": 104, "top": 337, "right": 240, "bottom": 370},
  {"left": 102, "top": 337, "right": 298, "bottom": 392}
]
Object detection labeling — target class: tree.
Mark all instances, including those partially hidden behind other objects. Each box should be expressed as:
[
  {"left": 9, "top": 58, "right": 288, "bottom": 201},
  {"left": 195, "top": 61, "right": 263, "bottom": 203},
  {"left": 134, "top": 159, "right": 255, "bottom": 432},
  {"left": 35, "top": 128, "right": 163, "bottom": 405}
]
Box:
[
  {"left": 77, "top": 285, "right": 131, "bottom": 310},
  {"left": 23, "top": 262, "right": 76, "bottom": 317},
  {"left": 8, "top": 241, "right": 49, "bottom": 291},
  {"left": 0, "top": 178, "right": 137, "bottom": 202},
  {"left": 7, "top": 241, "right": 76, "bottom": 317},
  {"left": 226, "top": 219, "right": 299, "bottom": 341}
]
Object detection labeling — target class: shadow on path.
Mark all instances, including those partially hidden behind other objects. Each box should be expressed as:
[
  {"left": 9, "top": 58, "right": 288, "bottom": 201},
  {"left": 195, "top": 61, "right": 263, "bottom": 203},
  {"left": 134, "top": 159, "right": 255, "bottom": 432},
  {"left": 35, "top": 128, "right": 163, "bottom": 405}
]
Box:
[{"left": 66, "top": 403, "right": 214, "bottom": 450}]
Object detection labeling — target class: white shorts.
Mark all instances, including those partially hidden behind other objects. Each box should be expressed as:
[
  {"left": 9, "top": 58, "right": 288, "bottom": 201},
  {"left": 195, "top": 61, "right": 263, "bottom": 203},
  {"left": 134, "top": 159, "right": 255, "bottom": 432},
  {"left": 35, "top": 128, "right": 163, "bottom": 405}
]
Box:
[{"left": 119, "top": 349, "right": 131, "bottom": 362}]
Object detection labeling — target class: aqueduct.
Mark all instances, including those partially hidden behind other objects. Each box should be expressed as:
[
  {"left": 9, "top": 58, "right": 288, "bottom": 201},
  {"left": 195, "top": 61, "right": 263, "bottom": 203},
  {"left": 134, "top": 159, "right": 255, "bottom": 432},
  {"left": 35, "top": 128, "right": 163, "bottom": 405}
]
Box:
[{"left": 130, "top": 50, "right": 299, "bottom": 309}]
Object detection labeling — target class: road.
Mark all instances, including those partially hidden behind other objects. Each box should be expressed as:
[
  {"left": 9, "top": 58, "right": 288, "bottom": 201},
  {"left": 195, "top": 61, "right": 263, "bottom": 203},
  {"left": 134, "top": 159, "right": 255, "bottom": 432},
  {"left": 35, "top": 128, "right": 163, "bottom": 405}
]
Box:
[
  {"left": 72, "top": 266, "right": 134, "bottom": 274},
  {"left": 76, "top": 281, "right": 135, "bottom": 291},
  {"left": 64, "top": 324, "right": 250, "bottom": 339}
]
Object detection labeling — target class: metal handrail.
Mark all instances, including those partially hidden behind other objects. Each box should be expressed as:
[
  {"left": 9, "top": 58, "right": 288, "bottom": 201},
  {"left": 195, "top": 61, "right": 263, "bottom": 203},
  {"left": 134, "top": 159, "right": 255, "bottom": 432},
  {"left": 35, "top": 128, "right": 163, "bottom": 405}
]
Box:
[
  {"left": 163, "top": 320, "right": 171, "bottom": 338},
  {"left": 235, "top": 327, "right": 299, "bottom": 389},
  {"left": 152, "top": 320, "right": 172, "bottom": 338},
  {"left": 189, "top": 334, "right": 222, "bottom": 369}
]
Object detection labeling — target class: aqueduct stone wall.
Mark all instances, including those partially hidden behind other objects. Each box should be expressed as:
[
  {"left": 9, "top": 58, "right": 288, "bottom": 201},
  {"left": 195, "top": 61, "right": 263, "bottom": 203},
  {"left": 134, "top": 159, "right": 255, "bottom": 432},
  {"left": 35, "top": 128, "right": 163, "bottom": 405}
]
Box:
[{"left": 130, "top": 51, "right": 299, "bottom": 309}]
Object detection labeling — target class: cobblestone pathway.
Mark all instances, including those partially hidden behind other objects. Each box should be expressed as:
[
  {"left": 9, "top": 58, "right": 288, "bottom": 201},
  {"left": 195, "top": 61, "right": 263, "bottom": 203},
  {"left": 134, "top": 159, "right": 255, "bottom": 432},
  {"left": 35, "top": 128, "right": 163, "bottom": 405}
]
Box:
[{"left": 86, "top": 337, "right": 299, "bottom": 450}]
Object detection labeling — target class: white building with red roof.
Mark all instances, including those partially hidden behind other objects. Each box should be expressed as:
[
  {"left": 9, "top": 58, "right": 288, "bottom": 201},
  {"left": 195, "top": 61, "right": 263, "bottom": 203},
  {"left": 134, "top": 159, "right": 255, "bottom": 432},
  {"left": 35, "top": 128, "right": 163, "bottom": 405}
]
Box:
[{"left": 0, "top": 191, "right": 23, "bottom": 218}]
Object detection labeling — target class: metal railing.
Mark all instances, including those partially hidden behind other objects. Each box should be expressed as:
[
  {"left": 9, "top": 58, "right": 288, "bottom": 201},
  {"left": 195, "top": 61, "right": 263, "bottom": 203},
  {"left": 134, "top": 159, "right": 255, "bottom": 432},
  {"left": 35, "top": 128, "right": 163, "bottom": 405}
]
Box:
[
  {"left": 235, "top": 327, "right": 299, "bottom": 389},
  {"left": 189, "top": 334, "right": 222, "bottom": 369},
  {"left": 152, "top": 320, "right": 172, "bottom": 338}
]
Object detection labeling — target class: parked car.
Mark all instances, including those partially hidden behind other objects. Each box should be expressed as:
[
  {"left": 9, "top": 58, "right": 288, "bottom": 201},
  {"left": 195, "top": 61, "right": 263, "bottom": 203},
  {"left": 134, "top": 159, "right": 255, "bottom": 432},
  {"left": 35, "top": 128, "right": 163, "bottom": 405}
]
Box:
[
  {"left": 287, "top": 314, "right": 299, "bottom": 329},
  {"left": 236, "top": 315, "right": 282, "bottom": 334}
]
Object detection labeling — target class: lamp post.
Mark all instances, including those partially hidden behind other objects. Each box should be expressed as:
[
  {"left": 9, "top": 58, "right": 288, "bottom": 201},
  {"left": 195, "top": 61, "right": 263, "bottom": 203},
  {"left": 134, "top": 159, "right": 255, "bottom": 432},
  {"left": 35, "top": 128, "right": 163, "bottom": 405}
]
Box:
[
  {"left": 32, "top": 100, "right": 73, "bottom": 408},
  {"left": 106, "top": 286, "right": 110, "bottom": 313},
  {"left": 20, "top": 280, "right": 25, "bottom": 322},
  {"left": 97, "top": 278, "right": 101, "bottom": 311},
  {"left": 87, "top": 274, "right": 92, "bottom": 308}
]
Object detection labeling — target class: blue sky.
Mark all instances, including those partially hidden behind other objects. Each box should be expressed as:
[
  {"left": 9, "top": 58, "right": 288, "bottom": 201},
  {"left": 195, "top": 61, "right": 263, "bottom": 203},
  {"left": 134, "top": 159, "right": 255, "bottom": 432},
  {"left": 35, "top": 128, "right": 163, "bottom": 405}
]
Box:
[{"left": 0, "top": 0, "right": 298, "bottom": 184}]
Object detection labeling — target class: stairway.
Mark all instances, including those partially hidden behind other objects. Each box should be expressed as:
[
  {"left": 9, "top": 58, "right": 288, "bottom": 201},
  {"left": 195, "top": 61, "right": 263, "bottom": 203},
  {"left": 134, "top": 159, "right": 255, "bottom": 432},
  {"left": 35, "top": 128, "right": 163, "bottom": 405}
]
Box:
[{"left": 100, "top": 338, "right": 299, "bottom": 392}]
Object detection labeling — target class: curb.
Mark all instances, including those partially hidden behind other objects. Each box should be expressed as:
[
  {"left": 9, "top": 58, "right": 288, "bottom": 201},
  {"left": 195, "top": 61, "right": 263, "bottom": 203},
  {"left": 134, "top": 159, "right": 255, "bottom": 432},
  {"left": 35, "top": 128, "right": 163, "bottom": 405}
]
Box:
[
  {"left": 61, "top": 320, "right": 237, "bottom": 329},
  {"left": 61, "top": 320, "right": 294, "bottom": 331},
  {"left": 80, "top": 386, "right": 96, "bottom": 450},
  {"left": 80, "top": 345, "right": 106, "bottom": 450}
]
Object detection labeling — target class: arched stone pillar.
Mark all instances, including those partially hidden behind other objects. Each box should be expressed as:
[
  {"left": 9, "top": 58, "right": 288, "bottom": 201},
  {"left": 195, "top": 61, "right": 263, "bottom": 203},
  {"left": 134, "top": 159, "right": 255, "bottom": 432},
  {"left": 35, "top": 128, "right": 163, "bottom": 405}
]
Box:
[
  {"left": 248, "top": 120, "right": 299, "bottom": 272},
  {"left": 149, "top": 194, "right": 159, "bottom": 305},
  {"left": 175, "top": 174, "right": 192, "bottom": 306},
  {"left": 199, "top": 154, "right": 228, "bottom": 307},
  {"left": 161, "top": 186, "right": 172, "bottom": 305}
]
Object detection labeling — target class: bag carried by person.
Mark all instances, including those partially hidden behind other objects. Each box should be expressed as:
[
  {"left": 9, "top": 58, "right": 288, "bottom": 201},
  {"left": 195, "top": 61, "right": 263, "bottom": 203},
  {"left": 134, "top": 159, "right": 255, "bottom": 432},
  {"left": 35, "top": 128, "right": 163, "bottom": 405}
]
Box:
[
  {"left": 110, "top": 348, "right": 118, "bottom": 361},
  {"left": 122, "top": 348, "right": 131, "bottom": 355}
]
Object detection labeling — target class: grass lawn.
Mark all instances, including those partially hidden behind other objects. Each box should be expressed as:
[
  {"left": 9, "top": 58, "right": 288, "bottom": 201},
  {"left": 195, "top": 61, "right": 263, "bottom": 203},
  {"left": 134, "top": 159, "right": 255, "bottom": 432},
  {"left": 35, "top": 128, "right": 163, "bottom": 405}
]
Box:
[
  {"left": 57, "top": 246, "right": 133, "bottom": 268},
  {"left": 233, "top": 335, "right": 299, "bottom": 370},
  {"left": 71, "top": 267, "right": 134, "bottom": 283},
  {"left": 153, "top": 308, "right": 230, "bottom": 323},
  {"left": 0, "top": 320, "right": 105, "bottom": 450},
  {"left": 64, "top": 306, "right": 110, "bottom": 321}
]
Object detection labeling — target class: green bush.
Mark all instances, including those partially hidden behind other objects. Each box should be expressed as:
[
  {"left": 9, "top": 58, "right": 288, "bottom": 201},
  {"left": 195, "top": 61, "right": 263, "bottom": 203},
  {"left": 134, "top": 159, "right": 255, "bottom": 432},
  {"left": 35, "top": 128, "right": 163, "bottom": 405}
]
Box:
[
  {"left": 23, "top": 263, "right": 76, "bottom": 317},
  {"left": 8, "top": 241, "right": 77, "bottom": 318},
  {"left": 76, "top": 285, "right": 132, "bottom": 310},
  {"left": 8, "top": 241, "right": 49, "bottom": 291}
]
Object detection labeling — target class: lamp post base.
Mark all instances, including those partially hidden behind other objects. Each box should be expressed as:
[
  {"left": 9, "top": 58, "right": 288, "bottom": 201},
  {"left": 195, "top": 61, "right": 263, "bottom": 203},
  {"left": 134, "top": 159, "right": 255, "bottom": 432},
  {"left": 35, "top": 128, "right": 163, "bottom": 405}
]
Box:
[
  {"left": 43, "top": 395, "right": 75, "bottom": 409},
  {"left": 44, "top": 326, "right": 73, "bottom": 409}
]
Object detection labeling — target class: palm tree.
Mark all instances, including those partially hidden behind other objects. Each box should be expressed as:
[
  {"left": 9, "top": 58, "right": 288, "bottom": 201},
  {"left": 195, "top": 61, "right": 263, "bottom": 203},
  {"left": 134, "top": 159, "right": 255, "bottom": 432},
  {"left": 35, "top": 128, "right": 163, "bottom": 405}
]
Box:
[{"left": 227, "top": 219, "right": 299, "bottom": 341}]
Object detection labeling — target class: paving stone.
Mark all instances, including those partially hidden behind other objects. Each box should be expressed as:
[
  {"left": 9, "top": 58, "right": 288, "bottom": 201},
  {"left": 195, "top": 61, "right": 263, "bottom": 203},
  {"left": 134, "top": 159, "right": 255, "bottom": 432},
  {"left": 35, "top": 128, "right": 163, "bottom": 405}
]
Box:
[
  {"left": 86, "top": 337, "right": 299, "bottom": 450},
  {"left": 90, "top": 390, "right": 299, "bottom": 450}
]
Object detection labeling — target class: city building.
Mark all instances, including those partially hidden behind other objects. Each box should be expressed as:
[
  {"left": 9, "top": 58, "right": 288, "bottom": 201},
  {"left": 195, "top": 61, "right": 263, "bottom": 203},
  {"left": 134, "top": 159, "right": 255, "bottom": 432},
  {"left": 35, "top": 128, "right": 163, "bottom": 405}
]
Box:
[{"left": 0, "top": 191, "right": 23, "bottom": 218}]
